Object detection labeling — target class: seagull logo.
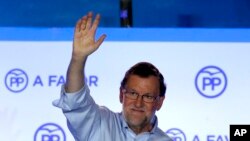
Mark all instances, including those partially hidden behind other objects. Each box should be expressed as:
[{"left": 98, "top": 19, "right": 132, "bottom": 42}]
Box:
[
  {"left": 34, "top": 123, "right": 66, "bottom": 141},
  {"left": 166, "top": 128, "right": 186, "bottom": 141},
  {"left": 195, "top": 66, "right": 227, "bottom": 98}
]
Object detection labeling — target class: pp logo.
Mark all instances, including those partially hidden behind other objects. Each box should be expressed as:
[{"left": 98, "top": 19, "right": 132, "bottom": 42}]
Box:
[
  {"left": 166, "top": 128, "right": 186, "bottom": 141},
  {"left": 195, "top": 66, "right": 227, "bottom": 98},
  {"left": 5, "top": 68, "right": 28, "bottom": 93},
  {"left": 34, "top": 123, "right": 66, "bottom": 141}
]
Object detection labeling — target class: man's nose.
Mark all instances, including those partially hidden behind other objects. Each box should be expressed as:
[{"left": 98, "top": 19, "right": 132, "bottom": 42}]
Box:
[{"left": 135, "top": 95, "right": 144, "bottom": 107}]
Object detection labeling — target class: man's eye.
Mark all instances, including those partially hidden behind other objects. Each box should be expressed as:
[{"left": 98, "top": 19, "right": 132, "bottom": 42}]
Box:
[
  {"left": 144, "top": 95, "right": 154, "bottom": 99},
  {"left": 129, "top": 92, "right": 137, "bottom": 95}
]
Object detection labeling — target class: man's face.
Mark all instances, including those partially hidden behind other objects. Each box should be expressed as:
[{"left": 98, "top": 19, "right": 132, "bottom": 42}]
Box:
[{"left": 119, "top": 74, "right": 165, "bottom": 131}]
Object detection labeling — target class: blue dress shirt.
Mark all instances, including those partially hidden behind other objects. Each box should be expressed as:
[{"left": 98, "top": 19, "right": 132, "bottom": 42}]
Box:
[{"left": 53, "top": 84, "right": 173, "bottom": 141}]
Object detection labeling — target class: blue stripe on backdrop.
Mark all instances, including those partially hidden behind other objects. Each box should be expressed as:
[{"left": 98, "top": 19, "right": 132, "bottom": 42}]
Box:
[{"left": 0, "top": 27, "right": 250, "bottom": 42}]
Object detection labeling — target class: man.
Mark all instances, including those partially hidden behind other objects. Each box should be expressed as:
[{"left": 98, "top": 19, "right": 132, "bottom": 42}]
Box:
[{"left": 53, "top": 12, "right": 172, "bottom": 141}]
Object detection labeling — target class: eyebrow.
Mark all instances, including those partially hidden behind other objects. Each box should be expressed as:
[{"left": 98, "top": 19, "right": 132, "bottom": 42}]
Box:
[{"left": 126, "top": 87, "right": 155, "bottom": 96}]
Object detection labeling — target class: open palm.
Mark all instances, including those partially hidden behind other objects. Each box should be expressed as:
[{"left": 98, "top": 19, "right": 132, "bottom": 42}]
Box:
[{"left": 73, "top": 12, "right": 106, "bottom": 60}]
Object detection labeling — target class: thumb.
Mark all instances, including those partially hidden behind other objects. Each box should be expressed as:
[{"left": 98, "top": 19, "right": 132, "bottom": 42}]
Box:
[{"left": 94, "top": 34, "right": 107, "bottom": 49}]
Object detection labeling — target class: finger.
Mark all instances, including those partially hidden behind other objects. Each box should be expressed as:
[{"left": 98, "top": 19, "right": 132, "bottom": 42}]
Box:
[
  {"left": 80, "top": 16, "right": 87, "bottom": 31},
  {"left": 94, "top": 34, "right": 106, "bottom": 49},
  {"left": 91, "top": 14, "right": 101, "bottom": 35},
  {"left": 75, "top": 18, "right": 82, "bottom": 33},
  {"left": 86, "top": 12, "right": 93, "bottom": 30}
]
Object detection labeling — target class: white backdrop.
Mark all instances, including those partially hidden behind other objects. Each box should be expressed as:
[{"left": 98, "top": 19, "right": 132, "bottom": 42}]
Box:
[{"left": 0, "top": 28, "right": 250, "bottom": 141}]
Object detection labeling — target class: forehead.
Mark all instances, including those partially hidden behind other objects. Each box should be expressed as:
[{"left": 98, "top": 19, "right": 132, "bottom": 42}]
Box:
[{"left": 126, "top": 75, "right": 160, "bottom": 93}]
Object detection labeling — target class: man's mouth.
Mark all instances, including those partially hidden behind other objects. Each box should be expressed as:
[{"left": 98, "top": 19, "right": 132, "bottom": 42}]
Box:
[{"left": 131, "top": 108, "right": 144, "bottom": 113}]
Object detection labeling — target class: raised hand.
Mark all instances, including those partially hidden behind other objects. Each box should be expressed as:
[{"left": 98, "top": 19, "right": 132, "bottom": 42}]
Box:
[
  {"left": 65, "top": 12, "right": 106, "bottom": 93},
  {"left": 73, "top": 12, "right": 106, "bottom": 62}
]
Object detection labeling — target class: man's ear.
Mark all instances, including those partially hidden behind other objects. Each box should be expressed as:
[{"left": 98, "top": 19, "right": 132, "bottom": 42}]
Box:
[
  {"left": 119, "top": 88, "right": 123, "bottom": 103},
  {"left": 156, "top": 96, "right": 165, "bottom": 111}
]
